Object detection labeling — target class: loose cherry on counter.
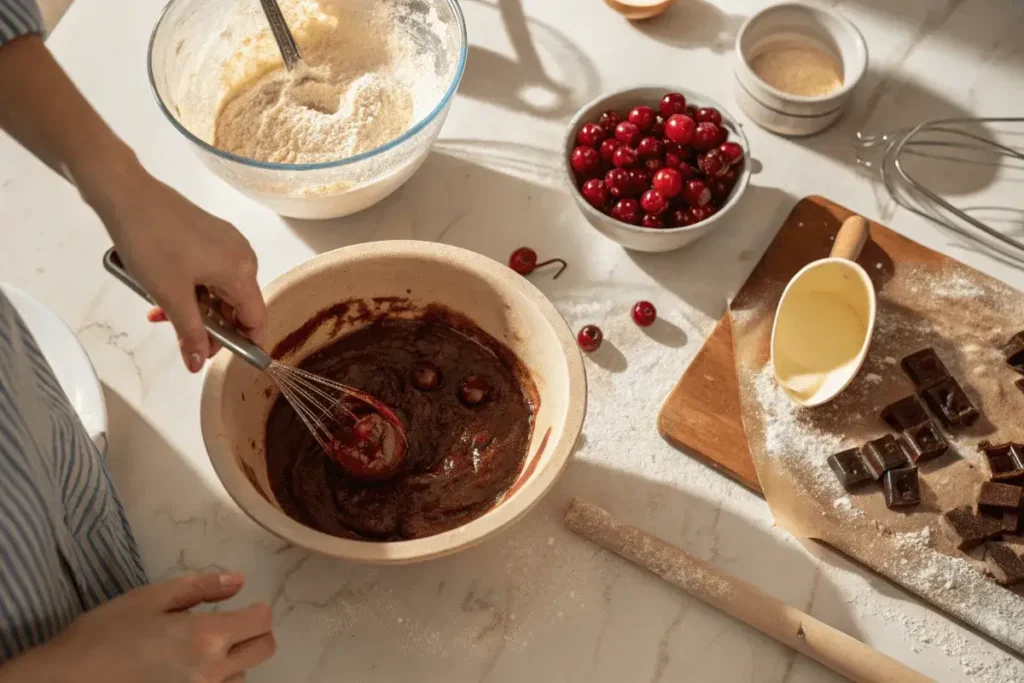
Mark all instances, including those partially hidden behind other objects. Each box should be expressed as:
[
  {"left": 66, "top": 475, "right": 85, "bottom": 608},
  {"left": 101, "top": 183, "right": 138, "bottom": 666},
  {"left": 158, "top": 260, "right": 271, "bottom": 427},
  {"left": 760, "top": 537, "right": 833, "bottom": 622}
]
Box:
[
  {"left": 628, "top": 106, "right": 656, "bottom": 132},
  {"left": 577, "top": 325, "right": 603, "bottom": 352},
  {"left": 612, "top": 146, "right": 639, "bottom": 169},
  {"left": 631, "top": 301, "right": 657, "bottom": 327},
  {"left": 664, "top": 114, "right": 696, "bottom": 145},
  {"left": 570, "top": 146, "right": 601, "bottom": 177},
  {"left": 614, "top": 121, "right": 642, "bottom": 146},
  {"left": 581, "top": 178, "right": 609, "bottom": 209},
  {"left": 659, "top": 92, "right": 687, "bottom": 117},
  {"left": 576, "top": 123, "right": 606, "bottom": 147},
  {"left": 508, "top": 247, "right": 567, "bottom": 279},
  {"left": 610, "top": 198, "right": 642, "bottom": 224}
]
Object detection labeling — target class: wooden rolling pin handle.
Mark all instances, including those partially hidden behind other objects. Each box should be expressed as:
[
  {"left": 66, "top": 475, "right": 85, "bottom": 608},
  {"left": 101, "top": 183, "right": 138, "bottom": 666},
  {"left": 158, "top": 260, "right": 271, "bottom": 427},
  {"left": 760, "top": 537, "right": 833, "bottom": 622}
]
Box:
[
  {"left": 564, "top": 499, "right": 932, "bottom": 683},
  {"left": 830, "top": 215, "right": 869, "bottom": 261}
]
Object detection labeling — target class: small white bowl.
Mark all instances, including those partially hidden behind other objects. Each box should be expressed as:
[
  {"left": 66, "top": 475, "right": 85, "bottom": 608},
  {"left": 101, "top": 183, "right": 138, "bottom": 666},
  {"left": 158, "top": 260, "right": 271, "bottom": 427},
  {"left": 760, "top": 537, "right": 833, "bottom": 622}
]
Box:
[
  {"left": 733, "top": 2, "right": 867, "bottom": 136},
  {"left": 201, "top": 241, "right": 587, "bottom": 564},
  {"left": 563, "top": 86, "right": 751, "bottom": 253}
]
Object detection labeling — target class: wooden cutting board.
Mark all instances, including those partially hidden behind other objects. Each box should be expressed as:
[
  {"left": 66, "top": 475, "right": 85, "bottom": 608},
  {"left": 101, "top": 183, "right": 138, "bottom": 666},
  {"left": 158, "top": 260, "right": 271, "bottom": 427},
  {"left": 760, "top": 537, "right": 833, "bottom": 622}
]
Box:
[{"left": 657, "top": 195, "right": 946, "bottom": 492}]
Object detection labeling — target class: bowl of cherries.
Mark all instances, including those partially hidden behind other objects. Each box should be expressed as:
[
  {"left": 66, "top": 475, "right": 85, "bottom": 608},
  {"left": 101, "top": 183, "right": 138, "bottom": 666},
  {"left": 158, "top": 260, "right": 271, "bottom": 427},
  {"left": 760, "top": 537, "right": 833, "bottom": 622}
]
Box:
[{"left": 564, "top": 87, "right": 750, "bottom": 252}]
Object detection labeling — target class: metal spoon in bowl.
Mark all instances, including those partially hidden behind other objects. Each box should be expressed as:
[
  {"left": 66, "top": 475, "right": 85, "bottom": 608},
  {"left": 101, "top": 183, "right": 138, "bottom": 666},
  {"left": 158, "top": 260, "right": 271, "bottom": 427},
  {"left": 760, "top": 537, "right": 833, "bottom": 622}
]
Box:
[{"left": 259, "top": 0, "right": 303, "bottom": 71}]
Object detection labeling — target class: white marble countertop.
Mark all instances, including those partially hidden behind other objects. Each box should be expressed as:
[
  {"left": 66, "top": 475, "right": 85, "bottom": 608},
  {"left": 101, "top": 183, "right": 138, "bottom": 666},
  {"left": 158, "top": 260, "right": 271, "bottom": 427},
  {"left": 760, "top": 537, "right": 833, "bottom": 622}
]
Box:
[{"left": 3, "top": 0, "right": 1024, "bottom": 680}]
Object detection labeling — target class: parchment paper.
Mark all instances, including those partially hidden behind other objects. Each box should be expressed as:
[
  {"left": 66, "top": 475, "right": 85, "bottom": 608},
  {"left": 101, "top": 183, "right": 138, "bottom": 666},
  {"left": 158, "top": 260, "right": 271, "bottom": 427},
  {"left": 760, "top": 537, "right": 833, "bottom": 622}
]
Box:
[{"left": 731, "top": 238, "right": 1024, "bottom": 655}]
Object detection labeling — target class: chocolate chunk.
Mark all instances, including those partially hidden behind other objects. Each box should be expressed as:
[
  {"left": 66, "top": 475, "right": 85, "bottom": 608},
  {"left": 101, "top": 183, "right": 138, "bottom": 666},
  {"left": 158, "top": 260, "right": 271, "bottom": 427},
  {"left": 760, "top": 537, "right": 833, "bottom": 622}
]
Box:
[
  {"left": 827, "top": 448, "right": 874, "bottom": 490},
  {"left": 986, "top": 510, "right": 1020, "bottom": 536},
  {"left": 981, "top": 443, "right": 1024, "bottom": 481},
  {"left": 943, "top": 506, "right": 989, "bottom": 550},
  {"left": 1006, "top": 331, "right": 1024, "bottom": 375},
  {"left": 881, "top": 396, "right": 928, "bottom": 431},
  {"left": 975, "top": 482, "right": 1023, "bottom": 513},
  {"left": 901, "top": 348, "right": 950, "bottom": 389},
  {"left": 920, "top": 376, "right": 979, "bottom": 428},
  {"left": 1002, "top": 535, "right": 1024, "bottom": 556},
  {"left": 883, "top": 467, "right": 920, "bottom": 508},
  {"left": 985, "top": 542, "right": 1024, "bottom": 585},
  {"left": 903, "top": 420, "right": 949, "bottom": 463},
  {"left": 862, "top": 434, "right": 910, "bottom": 478}
]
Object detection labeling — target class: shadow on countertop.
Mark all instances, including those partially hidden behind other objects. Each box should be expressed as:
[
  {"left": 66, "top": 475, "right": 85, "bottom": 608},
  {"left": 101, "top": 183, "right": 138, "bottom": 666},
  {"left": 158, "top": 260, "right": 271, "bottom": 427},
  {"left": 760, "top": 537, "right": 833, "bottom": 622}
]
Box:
[{"left": 626, "top": 0, "right": 745, "bottom": 54}]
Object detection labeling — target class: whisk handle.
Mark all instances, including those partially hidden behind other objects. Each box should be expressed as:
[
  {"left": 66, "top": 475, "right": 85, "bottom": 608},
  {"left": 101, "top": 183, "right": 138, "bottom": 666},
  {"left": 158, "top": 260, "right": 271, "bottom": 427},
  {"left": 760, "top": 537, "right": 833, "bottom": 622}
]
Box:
[{"left": 102, "top": 248, "right": 272, "bottom": 371}]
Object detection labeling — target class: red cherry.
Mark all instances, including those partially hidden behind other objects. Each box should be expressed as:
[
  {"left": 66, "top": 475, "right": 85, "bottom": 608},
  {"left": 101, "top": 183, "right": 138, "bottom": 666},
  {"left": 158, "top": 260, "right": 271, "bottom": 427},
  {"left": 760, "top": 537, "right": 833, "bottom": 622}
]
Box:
[
  {"left": 651, "top": 167, "right": 683, "bottom": 199},
  {"left": 686, "top": 105, "right": 699, "bottom": 118},
  {"left": 664, "top": 114, "right": 696, "bottom": 145},
  {"left": 698, "top": 149, "right": 728, "bottom": 177},
  {"left": 581, "top": 178, "right": 608, "bottom": 209},
  {"left": 612, "top": 146, "right": 639, "bottom": 169},
  {"left": 577, "top": 325, "right": 603, "bottom": 352},
  {"left": 682, "top": 178, "right": 711, "bottom": 207},
  {"left": 668, "top": 208, "right": 694, "bottom": 227},
  {"left": 640, "top": 213, "right": 665, "bottom": 229},
  {"left": 644, "top": 158, "right": 665, "bottom": 173},
  {"left": 677, "top": 163, "right": 698, "bottom": 181},
  {"left": 628, "top": 168, "right": 651, "bottom": 195},
  {"left": 660, "top": 92, "right": 687, "bottom": 118},
  {"left": 719, "top": 141, "right": 744, "bottom": 166},
  {"left": 604, "top": 168, "right": 632, "bottom": 199},
  {"left": 640, "top": 189, "right": 669, "bottom": 215},
  {"left": 695, "top": 107, "right": 722, "bottom": 125},
  {"left": 571, "top": 146, "right": 601, "bottom": 177},
  {"left": 576, "top": 123, "right": 606, "bottom": 148},
  {"left": 631, "top": 301, "right": 657, "bottom": 327},
  {"left": 598, "top": 138, "right": 621, "bottom": 165},
  {"left": 692, "top": 122, "right": 721, "bottom": 151},
  {"left": 690, "top": 204, "right": 718, "bottom": 223},
  {"left": 636, "top": 136, "right": 663, "bottom": 160},
  {"left": 610, "top": 199, "right": 642, "bottom": 225},
  {"left": 709, "top": 178, "right": 733, "bottom": 203},
  {"left": 650, "top": 116, "right": 666, "bottom": 138},
  {"left": 508, "top": 247, "right": 567, "bottom": 278},
  {"left": 663, "top": 152, "right": 682, "bottom": 169},
  {"left": 614, "top": 121, "right": 642, "bottom": 146},
  {"left": 598, "top": 110, "right": 622, "bottom": 134},
  {"left": 628, "top": 106, "right": 656, "bottom": 132}
]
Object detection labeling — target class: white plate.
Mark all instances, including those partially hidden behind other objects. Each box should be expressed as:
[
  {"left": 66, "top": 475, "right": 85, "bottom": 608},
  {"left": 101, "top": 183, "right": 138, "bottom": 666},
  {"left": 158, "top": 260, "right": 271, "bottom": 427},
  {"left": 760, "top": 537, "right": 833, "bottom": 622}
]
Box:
[{"left": 0, "top": 283, "right": 108, "bottom": 449}]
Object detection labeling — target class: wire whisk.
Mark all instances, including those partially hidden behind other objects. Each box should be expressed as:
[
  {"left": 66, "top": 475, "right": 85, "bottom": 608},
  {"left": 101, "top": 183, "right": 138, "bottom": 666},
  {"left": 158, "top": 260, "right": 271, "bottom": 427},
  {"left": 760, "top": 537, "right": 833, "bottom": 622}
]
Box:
[
  {"left": 854, "top": 117, "right": 1024, "bottom": 268},
  {"left": 103, "top": 249, "right": 409, "bottom": 479}
]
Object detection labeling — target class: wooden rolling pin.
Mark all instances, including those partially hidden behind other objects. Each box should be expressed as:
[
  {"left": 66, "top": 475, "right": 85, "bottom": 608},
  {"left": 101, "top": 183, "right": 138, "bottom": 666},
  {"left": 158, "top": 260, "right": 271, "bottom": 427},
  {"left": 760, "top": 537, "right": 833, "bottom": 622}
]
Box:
[{"left": 564, "top": 499, "right": 932, "bottom": 683}]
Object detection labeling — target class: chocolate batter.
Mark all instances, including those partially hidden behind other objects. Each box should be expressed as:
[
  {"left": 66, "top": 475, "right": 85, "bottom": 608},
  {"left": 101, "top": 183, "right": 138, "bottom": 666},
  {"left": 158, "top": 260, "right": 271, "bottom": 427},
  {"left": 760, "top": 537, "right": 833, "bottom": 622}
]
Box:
[{"left": 265, "top": 312, "right": 535, "bottom": 541}]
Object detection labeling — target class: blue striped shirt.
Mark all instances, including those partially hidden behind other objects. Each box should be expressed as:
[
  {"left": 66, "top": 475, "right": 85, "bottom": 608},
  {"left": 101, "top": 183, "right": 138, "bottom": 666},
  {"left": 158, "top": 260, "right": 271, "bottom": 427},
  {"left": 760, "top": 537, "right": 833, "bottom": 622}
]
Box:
[
  {"left": 0, "top": 288, "right": 146, "bottom": 663},
  {"left": 0, "top": 0, "right": 42, "bottom": 45}
]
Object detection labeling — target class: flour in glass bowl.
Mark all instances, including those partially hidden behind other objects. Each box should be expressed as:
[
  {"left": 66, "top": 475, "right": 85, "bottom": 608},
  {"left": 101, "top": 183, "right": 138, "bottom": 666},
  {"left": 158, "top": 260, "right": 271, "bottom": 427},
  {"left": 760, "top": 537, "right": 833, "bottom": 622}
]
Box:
[{"left": 213, "top": 0, "right": 440, "bottom": 165}]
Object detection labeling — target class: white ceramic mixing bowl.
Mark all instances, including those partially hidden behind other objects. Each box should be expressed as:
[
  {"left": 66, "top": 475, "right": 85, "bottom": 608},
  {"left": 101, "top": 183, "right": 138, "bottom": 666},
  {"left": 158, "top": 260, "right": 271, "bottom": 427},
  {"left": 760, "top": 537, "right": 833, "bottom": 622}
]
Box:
[{"left": 201, "top": 241, "right": 587, "bottom": 563}]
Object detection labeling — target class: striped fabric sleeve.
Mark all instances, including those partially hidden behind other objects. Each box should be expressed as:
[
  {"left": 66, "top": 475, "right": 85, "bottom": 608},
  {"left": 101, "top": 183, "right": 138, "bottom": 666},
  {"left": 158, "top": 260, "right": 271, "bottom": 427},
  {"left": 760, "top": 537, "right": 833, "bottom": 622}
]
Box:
[{"left": 0, "top": 0, "right": 43, "bottom": 46}]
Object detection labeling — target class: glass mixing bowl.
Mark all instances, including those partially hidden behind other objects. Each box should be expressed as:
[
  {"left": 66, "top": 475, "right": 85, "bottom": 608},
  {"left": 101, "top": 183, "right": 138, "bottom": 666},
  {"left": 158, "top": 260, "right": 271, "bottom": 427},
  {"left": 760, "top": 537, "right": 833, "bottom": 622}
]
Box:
[{"left": 148, "top": 0, "right": 467, "bottom": 219}]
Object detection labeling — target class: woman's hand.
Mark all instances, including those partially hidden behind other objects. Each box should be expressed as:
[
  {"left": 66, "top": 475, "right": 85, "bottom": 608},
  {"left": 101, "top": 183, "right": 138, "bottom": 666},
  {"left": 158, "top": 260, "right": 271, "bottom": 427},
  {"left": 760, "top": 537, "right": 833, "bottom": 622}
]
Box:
[
  {"left": 99, "top": 172, "right": 267, "bottom": 373},
  {"left": 0, "top": 573, "right": 275, "bottom": 683}
]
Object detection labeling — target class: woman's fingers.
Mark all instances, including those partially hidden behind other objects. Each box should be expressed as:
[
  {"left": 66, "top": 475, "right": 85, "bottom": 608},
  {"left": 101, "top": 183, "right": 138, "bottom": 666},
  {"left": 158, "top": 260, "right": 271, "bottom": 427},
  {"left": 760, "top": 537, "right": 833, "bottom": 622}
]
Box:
[
  {"left": 157, "top": 288, "right": 212, "bottom": 372},
  {"left": 132, "top": 572, "right": 246, "bottom": 612},
  {"left": 221, "top": 633, "right": 277, "bottom": 678}
]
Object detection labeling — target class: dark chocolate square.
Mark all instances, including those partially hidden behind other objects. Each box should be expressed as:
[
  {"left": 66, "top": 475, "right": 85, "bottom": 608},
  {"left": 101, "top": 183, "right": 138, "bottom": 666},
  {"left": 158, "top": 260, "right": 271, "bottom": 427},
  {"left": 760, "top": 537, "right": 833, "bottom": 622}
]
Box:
[
  {"left": 881, "top": 396, "right": 928, "bottom": 431},
  {"left": 943, "top": 506, "right": 989, "bottom": 550},
  {"left": 981, "top": 443, "right": 1024, "bottom": 481},
  {"left": 975, "top": 482, "right": 1023, "bottom": 513},
  {"left": 827, "top": 448, "right": 874, "bottom": 490},
  {"left": 863, "top": 434, "right": 910, "bottom": 478},
  {"left": 883, "top": 467, "right": 920, "bottom": 508},
  {"left": 901, "top": 348, "right": 950, "bottom": 389},
  {"left": 903, "top": 420, "right": 949, "bottom": 463},
  {"left": 920, "top": 376, "right": 980, "bottom": 428},
  {"left": 986, "top": 542, "right": 1024, "bottom": 585},
  {"left": 1006, "top": 331, "right": 1024, "bottom": 375}
]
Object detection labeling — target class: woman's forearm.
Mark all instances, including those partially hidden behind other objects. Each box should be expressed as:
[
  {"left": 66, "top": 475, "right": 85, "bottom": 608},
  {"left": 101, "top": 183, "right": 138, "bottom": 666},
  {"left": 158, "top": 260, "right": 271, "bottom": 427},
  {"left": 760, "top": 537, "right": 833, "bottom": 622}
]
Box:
[{"left": 0, "top": 34, "right": 145, "bottom": 236}]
